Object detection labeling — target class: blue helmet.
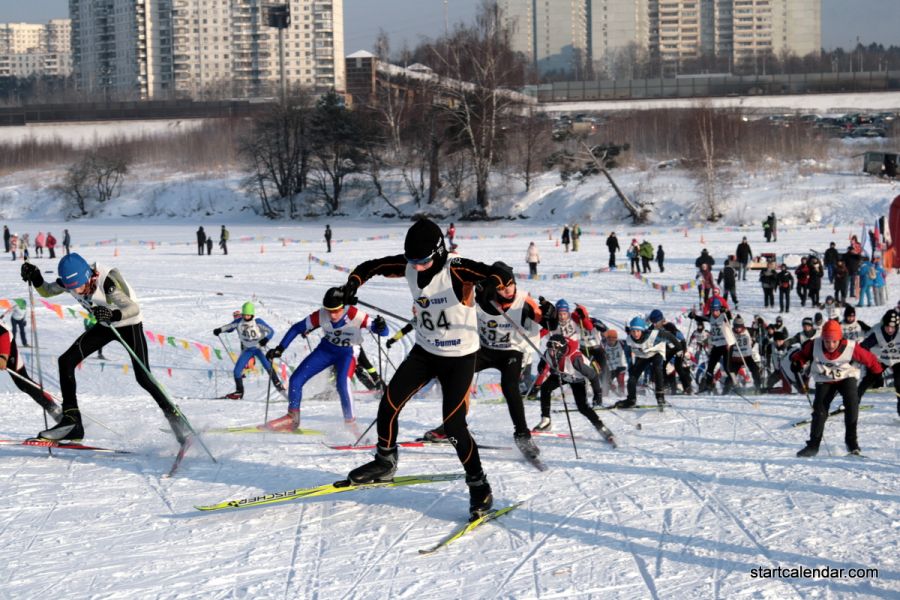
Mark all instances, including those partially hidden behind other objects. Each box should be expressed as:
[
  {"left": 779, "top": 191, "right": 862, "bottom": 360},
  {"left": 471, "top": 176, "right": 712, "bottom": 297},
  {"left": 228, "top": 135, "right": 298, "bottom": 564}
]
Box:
[
  {"left": 555, "top": 299, "right": 570, "bottom": 313},
  {"left": 710, "top": 299, "right": 723, "bottom": 312},
  {"left": 58, "top": 253, "right": 93, "bottom": 289},
  {"left": 629, "top": 316, "right": 647, "bottom": 332},
  {"left": 648, "top": 309, "right": 664, "bottom": 324}
]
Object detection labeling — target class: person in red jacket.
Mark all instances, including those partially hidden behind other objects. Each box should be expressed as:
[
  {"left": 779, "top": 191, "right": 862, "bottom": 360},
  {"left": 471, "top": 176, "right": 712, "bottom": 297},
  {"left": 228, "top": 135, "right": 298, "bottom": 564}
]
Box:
[
  {"left": 790, "top": 319, "right": 883, "bottom": 457},
  {"left": 45, "top": 232, "right": 57, "bottom": 259}
]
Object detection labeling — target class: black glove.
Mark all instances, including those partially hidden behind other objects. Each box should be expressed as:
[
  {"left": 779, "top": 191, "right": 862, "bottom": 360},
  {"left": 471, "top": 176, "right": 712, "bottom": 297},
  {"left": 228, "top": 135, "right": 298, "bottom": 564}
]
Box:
[
  {"left": 385, "top": 337, "right": 398, "bottom": 349},
  {"left": 20, "top": 262, "right": 43, "bottom": 287},
  {"left": 790, "top": 361, "right": 803, "bottom": 375},
  {"left": 259, "top": 338, "right": 269, "bottom": 347},
  {"left": 213, "top": 328, "right": 222, "bottom": 336},
  {"left": 341, "top": 279, "right": 359, "bottom": 305},
  {"left": 371, "top": 315, "right": 387, "bottom": 335},
  {"left": 92, "top": 306, "right": 116, "bottom": 324},
  {"left": 266, "top": 345, "right": 284, "bottom": 361},
  {"left": 870, "top": 372, "right": 885, "bottom": 388},
  {"left": 538, "top": 296, "right": 557, "bottom": 321}
]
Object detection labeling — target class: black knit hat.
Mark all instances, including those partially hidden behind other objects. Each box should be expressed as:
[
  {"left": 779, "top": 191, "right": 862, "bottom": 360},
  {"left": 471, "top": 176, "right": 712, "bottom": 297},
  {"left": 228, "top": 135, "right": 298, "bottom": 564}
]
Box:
[
  {"left": 404, "top": 218, "right": 446, "bottom": 263},
  {"left": 844, "top": 305, "right": 856, "bottom": 318},
  {"left": 489, "top": 261, "right": 515, "bottom": 288}
]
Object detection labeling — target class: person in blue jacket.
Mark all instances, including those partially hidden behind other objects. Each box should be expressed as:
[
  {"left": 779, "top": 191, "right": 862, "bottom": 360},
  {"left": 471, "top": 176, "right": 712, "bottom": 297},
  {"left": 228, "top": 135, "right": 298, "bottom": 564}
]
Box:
[
  {"left": 264, "top": 287, "right": 388, "bottom": 431},
  {"left": 213, "top": 301, "right": 283, "bottom": 399}
]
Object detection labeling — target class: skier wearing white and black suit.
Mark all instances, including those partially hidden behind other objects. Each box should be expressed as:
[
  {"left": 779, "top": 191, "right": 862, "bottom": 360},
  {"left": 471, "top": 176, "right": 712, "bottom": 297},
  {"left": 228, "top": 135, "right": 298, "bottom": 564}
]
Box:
[
  {"left": 533, "top": 334, "right": 609, "bottom": 435},
  {"left": 20, "top": 254, "right": 191, "bottom": 444},
  {"left": 648, "top": 309, "right": 693, "bottom": 395},
  {"left": 337, "top": 218, "right": 493, "bottom": 518},
  {"left": 729, "top": 315, "right": 762, "bottom": 392},
  {"left": 614, "top": 316, "right": 679, "bottom": 408},
  {"left": 792, "top": 320, "right": 883, "bottom": 457},
  {"left": 688, "top": 299, "right": 736, "bottom": 394},
  {"left": 840, "top": 305, "right": 870, "bottom": 342},
  {"left": 471, "top": 261, "right": 544, "bottom": 456},
  {"left": 857, "top": 309, "right": 900, "bottom": 416}
]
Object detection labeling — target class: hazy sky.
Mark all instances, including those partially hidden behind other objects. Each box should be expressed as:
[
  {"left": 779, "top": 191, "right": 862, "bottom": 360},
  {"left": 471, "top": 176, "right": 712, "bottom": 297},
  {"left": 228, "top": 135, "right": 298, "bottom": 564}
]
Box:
[{"left": 3, "top": 0, "right": 897, "bottom": 53}]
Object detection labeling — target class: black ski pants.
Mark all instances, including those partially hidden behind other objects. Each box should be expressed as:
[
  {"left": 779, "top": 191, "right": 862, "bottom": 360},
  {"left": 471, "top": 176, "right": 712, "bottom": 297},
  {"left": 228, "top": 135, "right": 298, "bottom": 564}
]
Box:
[
  {"left": 805, "top": 378, "right": 860, "bottom": 448},
  {"left": 666, "top": 350, "right": 694, "bottom": 393},
  {"left": 722, "top": 286, "right": 737, "bottom": 306},
  {"left": 702, "top": 344, "right": 731, "bottom": 391},
  {"left": 539, "top": 375, "right": 603, "bottom": 429},
  {"left": 475, "top": 347, "right": 529, "bottom": 436},
  {"left": 763, "top": 288, "right": 775, "bottom": 307},
  {"left": 58, "top": 322, "right": 178, "bottom": 424},
  {"left": 778, "top": 288, "right": 791, "bottom": 312},
  {"left": 628, "top": 354, "right": 665, "bottom": 401},
  {"left": 377, "top": 344, "right": 483, "bottom": 477},
  {"left": 5, "top": 344, "right": 56, "bottom": 413},
  {"left": 858, "top": 362, "right": 899, "bottom": 400}
]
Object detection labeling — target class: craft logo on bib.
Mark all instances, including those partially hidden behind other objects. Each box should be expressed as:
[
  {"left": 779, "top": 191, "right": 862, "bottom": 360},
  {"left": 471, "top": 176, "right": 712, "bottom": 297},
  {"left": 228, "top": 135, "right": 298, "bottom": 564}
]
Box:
[
  {"left": 415, "top": 297, "right": 430, "bottom": 308},
  {"left": 487, "top": 319, "right": 498, "bottom": 328}
]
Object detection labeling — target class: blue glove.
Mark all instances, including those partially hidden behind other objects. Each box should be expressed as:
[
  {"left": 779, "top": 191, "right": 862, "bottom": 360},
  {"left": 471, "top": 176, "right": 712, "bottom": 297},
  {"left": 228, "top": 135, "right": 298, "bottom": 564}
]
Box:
[{"left": 371, "top": 315, "right": 387, "bottom": 335}]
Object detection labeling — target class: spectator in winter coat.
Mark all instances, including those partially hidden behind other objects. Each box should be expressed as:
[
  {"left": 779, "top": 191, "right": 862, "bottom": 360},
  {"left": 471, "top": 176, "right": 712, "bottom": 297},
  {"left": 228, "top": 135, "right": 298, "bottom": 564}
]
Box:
[
  {"left": 858, "top": 258, "right": 876, "bottom": 307},
  {"left": 824, "top": 242, "right": 839, "bottom": 283},
  {"left": 325, "top": 224, "right": 333, "bottom": 253},
  {"left": 2, "top": 225, "right": 8, "bottom": 253},
  {"left": 606, "top": 232, "right": 620, "bottom": 268},
  {"left": 196, "top": 226, "right": 206, "bottom": 256},
  {"left": 695, "top": 248, "right": 715, "bottom": 271},
  {"left": 776, "top": 265, "right": 794, "bottom": 313},
  {"left": 34, "top": 232, "right": 45, "bottom": 258},
  {"left": 571, "top": 224, "right": 582, "bottom": 252},
  {"left": 759, "top": 264, "right": 777, "bottom": 308},
  {"left": 62, "top": 229, "right": 71, "bottom": 255},
  {"left": 10, "top": 302, "right": 27, "bottom": 346},
  {"left": 446, "top": 223, "right": 456, "bottom": 246},
  {"left": 763, "top": 215, "right": 773, "bottom": 242},
  {"left": 795, "top": 257, "right": 811, "bottom": 307},
  {"left": 561, "top": 226, "right": 571, "bottom": 252},
  {"left": 45, "top": 232, "right": 57, "bottom": 259},
  {"left": 19, "top": 234, "right": 29, "bottom": 260},
  {"left": 206, "top": 237, "right": 213, "bottom": 255},
  {"left": 872, "top": 257, "right": 887, "bottom": 306},
  {"left": 627, "top": 239, "right": 640, "bottom": 274},
  {"left": 219, "top": 225, "right": 229, "bottom": 255},
  {"left": 639, "top": 240, "right": 654, "bottom": 273},
  {"left": 526, "top": 242, "right": 540, "bottom": 278},
  {"left": 656, "top": 245, "right": 665, "bottom": 272},
  {"left": 9, "top": 233, "right": 17, "bottom": 260},
  {"left": 717, "top": 261, "right": 738, "bottom": 307},
  {"left": 845, "top": 237, "right": 863, "bottom": 298},
  {"left": 833, "top": 260, "right": 850, "bottom": 304},
  {"left": 696, "top": 264, "right": 715, "bottom": 304},
  {"left": 735, "top": 237, "right": 753, "bottom": 281},
  {"left": 807, "top": 257, "right": 824, "bottom": 306}
]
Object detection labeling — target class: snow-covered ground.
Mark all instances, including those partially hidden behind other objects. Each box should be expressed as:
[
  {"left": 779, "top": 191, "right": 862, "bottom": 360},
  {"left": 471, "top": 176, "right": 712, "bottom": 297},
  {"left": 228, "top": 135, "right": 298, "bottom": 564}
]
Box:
[
  {"left": 0, "top": 119, "right": 208, "bottom": 148},
  {"left": 0, "top": 219, "right": 897, "bottom": 599}
]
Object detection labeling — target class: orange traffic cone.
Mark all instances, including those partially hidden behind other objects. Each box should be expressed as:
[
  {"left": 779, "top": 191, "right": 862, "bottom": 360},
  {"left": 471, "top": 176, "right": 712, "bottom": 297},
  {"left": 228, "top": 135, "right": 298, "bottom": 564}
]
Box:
[
  {"left": 260, "top": 244, "right": 265, "bottom": 254},
  {"left": 684, "top": 228, "right": 688, "bottom": 237},
  {"left": 113, "top": 247, "right": 119, "bottom": 257},
  {"left": 700, "top": 234, "right": 706, "bottom": 245},
  {"left": 555, "top": 239, "right": 559, "bottom": 247},
  {"left": 282, "top": 238, "right": 287, "bottom": 247},
  {"left": 150, "top": 241, "right": 155, "bottom": 250}
]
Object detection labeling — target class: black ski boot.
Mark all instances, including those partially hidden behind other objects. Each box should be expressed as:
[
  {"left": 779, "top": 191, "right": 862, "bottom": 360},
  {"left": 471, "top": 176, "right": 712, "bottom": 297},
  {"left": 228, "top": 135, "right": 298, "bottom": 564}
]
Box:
[
  {"left": 796, "top": 442, "right": 820, "bottom": 457},
  {"left": 656, "top": 394, "right": 668, "bottom": 411},
  {"left": 466, "top": 471, "right": 493, "bottom": 521},
  {"left": 37, "top": 409, "right": 84, "bottom": 441},
  {"left": 846, "top": 442, "right": 862, "bottom": 456},
  {"left": 614, "top": 397, "right": 637, "bottom": 409},
  {"left": 348, "top": 445, "right": 397, "bottom": 484},
  {"left": 514, "top": 432, "right": 540, "bottom": 459}
]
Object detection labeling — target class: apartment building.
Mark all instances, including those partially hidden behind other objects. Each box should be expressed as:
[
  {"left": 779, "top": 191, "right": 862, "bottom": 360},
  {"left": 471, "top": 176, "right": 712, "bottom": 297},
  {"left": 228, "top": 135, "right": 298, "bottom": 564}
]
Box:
[
  {"left": 500, "top": 0, "right": 820, "bottom": 76},
  {"left": 0, "top": 20, "right": 73, "bottom": 77},
  {"left": 71, "top": 0, "right": 344, "bottom": 99}
]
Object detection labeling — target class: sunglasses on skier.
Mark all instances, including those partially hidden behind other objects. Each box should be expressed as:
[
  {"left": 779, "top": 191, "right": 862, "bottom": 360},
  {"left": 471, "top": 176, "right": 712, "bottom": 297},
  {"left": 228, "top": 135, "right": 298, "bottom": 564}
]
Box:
[{"left": 405, "top": 251, "right": 436, "bottom": 266}]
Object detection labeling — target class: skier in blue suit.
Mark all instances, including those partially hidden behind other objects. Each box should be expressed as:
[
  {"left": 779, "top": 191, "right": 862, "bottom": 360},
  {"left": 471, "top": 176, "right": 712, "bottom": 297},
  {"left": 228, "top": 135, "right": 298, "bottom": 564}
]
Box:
[
  {"left": 264, "top": 287, "right": 388, "bottom": 431},
  {"left": 213, "top": 301, "right": 284, "bottom": 399}
]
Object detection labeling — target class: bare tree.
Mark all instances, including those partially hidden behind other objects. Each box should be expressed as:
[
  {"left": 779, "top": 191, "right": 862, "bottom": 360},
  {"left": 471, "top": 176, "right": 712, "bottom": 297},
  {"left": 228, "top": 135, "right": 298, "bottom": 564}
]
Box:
[
  {"left": 424, "top": 2, "right": 529, "bottom": 216},
  {"left": 689, "top": 105, "right": 727, "bottom": 222},
  {"left": 56, "top": 157, "right": 92, "bottom": 216},
  {"left": 91, "top": 154, "right": 128, "bottom": 203},
  {"left": 506, "top": 107, "right": 553, "bottom": 191},
  {"left": 239, "top": 93, "right": 314, "bottom": 218}
]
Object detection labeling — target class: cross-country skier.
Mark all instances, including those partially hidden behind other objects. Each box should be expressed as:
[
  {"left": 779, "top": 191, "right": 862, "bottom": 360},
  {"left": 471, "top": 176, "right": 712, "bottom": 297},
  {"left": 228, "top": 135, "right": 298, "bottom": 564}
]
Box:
[
  {"left": 337, "top": 218, "right": 494, "bottom": 518},
  {"left": 615, "top": 316, "right": 678, "bottom": 408},
  {"left": 791, "top": 319, "right": 883, "bottom": 456},
  {"left": 729, "top": 315, "right": 762, "bottom": 392},
  {"left": 0, "top": 320, "right": 62, "bottom": 420},
  {"left": 688, "top": 299, "right": 736, "bottom": 394},
  {"left": 648, "top": 309, "right": 693, "bottom": 395},
  {"left": 20, "top": 255, "right": 191, "bottom": 443},
  {"left": 213, "top": 302, "right": 284, "bottom": 399},
  {"left": 787, "top": 316, "right": 818, "bottom": 348},
  {"left": 763, "top": 330, "right": 792, "bottom": 393},
  {"left": 423, "top": 262, "right": 544, "bottom": 459},
  {"left": 601, "top": 329, "right": 631, "bottom": 397},
  {"left": 840, "top": 305, "right": 870, "bottom": 341},
  {"left": 857, "top": 309, "right": 900, "bottom": 416},
  {"left": 532, "top": 335, "right": 612, "bottom": 440},
  {"left": 263, "top": 288, "right": 388, "bottom": 431}
]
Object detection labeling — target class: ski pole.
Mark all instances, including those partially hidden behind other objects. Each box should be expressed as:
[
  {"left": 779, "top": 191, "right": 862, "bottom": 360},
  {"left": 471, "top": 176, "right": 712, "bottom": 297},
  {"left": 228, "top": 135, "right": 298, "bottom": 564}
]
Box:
[
  {"left": 108, "top": 325, "right": 216, "bottom": 463},
  {"left": 25, "top": 275, "right": 50, "bottom": 454},
  {"left": 556, "top": 381, "right": 580, "bottom": 459},
  {"left": 216, "top": 333, "right": 236, "bottom": 365},
  {"left": 6, "top": 369, "right": 120, "bottom": 435},
  {"left": 723, "top": 314, "right": 760, "bottom": 408},
  {"left": 355, "top": 299, "right": 408, "bottom": 324},
  {"left": 263, "top": 376, "right": 272, "bottom": 426},
  {"left": 351, "top": 417, "right": 378, "bottom": 447}
]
